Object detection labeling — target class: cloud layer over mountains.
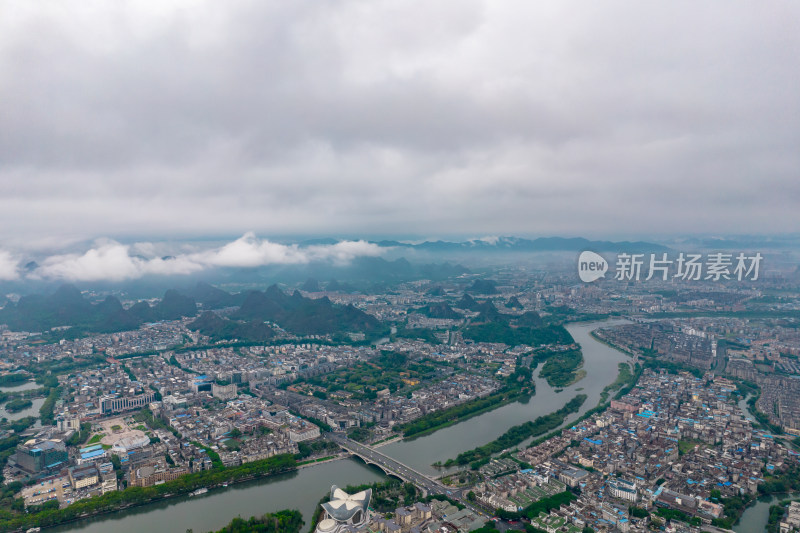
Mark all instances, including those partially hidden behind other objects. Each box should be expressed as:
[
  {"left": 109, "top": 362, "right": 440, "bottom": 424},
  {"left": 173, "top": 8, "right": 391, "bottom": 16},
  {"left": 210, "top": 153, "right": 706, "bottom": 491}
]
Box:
[{"left": 1, "top": 234, "right": 384, "bottom": 282}]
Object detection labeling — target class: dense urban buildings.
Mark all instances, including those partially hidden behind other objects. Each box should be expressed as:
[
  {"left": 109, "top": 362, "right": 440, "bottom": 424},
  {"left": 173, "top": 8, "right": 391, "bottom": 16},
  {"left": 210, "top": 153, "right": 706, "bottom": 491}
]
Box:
[{"left": 0, "top": 253, "right": 799, "bottom": 532}]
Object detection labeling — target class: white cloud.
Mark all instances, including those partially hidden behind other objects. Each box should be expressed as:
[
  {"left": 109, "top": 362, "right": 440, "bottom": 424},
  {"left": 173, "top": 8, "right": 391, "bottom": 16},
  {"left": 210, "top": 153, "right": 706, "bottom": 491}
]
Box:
[
  {"left": 0, "top": 251, "right": 20, "bottom": 280},
  {"left": 472, "top": 236, "right": 500, "bottom": 246},
  {"left": 192, "top": 233, "right": 385, "bottom": 268},
  {"left": 34, "top": 242, "right": 161, "bottom": 282},
  {"left": 140, "top": 255, "right": 207, "bottom": 277},
  {"left": 305, "top": 240, "right": 385, "bottom": 265},
  {"left": 23, "top": 234, "right": 386, "bottom": 282},
  {"left": 195, "top": 233, "right": 309, "bottom": 267}
]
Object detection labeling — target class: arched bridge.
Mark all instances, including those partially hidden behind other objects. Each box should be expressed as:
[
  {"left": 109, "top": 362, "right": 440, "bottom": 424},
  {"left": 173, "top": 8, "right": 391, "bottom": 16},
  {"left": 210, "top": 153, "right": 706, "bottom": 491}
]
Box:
[{"left": 324, "top": 433, "right": 444, "bottom": 497}]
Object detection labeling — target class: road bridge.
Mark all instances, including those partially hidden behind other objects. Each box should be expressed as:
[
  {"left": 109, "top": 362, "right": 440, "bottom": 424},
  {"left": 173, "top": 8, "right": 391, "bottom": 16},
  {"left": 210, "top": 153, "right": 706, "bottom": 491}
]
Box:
[{"left": 325, "top": 433, "right": 444, "bottom": 496}]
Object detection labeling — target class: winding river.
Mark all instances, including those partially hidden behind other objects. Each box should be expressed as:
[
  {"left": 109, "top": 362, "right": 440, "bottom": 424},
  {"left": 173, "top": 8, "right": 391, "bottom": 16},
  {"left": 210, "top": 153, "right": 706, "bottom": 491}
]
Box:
[
  {"left": 51, "top": 319, "right": 631, "bottom": 532},
  {"left": 381, "top": 319, "right": 630, "bottom": 475}
]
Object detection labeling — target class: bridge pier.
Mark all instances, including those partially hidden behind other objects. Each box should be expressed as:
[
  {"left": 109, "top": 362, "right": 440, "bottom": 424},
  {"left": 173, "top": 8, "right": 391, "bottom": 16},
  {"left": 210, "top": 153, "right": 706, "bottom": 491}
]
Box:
[{"left": 330, "top": 436, "right": 444, "bottom": 502}]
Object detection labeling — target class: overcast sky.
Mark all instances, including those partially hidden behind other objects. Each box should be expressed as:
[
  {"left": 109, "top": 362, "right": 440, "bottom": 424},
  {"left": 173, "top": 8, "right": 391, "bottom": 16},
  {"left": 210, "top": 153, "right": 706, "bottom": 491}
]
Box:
[{"left": 1, "top": 0, "right": 799, "bottom": 252}]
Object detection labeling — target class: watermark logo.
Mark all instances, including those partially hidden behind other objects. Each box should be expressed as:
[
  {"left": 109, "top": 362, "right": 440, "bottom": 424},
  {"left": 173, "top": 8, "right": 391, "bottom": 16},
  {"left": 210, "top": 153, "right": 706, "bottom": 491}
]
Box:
[
  {"left": 578, "top": 251, "right": 608, "bottom": 282},
  {"left": 578, "top": 251, "right": 763, "bottom": 282}
]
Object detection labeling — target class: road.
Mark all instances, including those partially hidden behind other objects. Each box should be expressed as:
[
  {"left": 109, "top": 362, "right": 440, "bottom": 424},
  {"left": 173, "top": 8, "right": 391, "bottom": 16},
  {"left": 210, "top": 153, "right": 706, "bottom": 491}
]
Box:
[
  {"left": 324, "top": 433, "right": 491, "bottom": 518},
  {"left": 325, "top": 433, "right": 445, "bottom": 497}
]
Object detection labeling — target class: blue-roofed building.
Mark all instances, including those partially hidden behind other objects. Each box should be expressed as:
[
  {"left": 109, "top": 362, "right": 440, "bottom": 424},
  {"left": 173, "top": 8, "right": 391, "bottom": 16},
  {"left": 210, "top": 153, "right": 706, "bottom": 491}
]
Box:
[{"left": 79, "top": 448, "right": 107, "bottom": 464}]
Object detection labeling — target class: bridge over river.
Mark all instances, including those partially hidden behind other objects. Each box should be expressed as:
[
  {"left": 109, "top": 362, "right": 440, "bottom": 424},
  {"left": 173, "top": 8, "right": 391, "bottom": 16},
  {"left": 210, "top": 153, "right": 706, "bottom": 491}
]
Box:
[
  {"left": 325, "top": 433, "right": 492, "bottom": 519},
  {"left": 325, "top": 433, "right": 447, "bottom": 497}
]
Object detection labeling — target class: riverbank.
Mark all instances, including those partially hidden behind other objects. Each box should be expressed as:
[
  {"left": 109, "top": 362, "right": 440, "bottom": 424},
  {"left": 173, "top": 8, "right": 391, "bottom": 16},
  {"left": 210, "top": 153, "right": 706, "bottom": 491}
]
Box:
[
  {"left": 597, "top": 362, "right": 640, "bottom": 406},
  {"left": 297, "top": 454, "right": 346, "bottom": 469},
  {"left": 4, "top": 455, "right": 300, "bottom": 532},
  {"left": 588, "top": 329, "right": 637, "bottom": 357},
  {"left": 377, "top": 319, "right": 631, "bottom": 476},
  {"left": 47, "top": 457, "right": 387, "bottom": 533},
  {"left": 397, "top": 384, "right": 534, "bottom": 439},
  {"left": 372, "top": 435, "right": 403, "bottom": 447},
  {"left": 516, "top": 334, "right": 641, "bottom": 454},
  {"left": 537, "top": 349, "right": 585, "bottom": 388},
  {"left": 0, "top": 375, "right": 31, "bottom": 388},
  {"left": 763, "top": 494, "right": 800, "bottom": 533},
  {"left": 442, "top": 394, "right": 588, "bottom": 467},
  {"left": 4, "top": 398, "right": 33, "bottom": 413}
]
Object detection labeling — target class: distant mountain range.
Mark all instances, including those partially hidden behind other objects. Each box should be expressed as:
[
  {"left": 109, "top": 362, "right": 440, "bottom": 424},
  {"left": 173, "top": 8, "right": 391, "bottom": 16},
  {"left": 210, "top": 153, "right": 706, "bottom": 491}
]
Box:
[
  {"left": 666, "top": 235, "right": 800, "bottom": 250},
  {"left": 373, "top": 236, "right": 669, "bottom": 253},
  {"left": 182, "top": 282, "right": 247, "bottom": 308},
  {"left": 0, "top": 281, "right": 383, "bottom": 341},
  {"left": 0, "top": 285, "right": 197, "bottom": 334},
  {"left": 210, "top": 257, "right": 471, "bottom": 289},
  {"left": 188, "top": 283, "right": 382, "bottom": 342}
]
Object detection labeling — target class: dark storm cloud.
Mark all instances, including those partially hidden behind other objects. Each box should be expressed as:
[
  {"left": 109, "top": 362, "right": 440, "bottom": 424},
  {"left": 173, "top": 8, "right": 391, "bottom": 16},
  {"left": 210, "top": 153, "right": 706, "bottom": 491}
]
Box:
[{"left": 0, "top": 0, "right": 798, "bottom": 244}]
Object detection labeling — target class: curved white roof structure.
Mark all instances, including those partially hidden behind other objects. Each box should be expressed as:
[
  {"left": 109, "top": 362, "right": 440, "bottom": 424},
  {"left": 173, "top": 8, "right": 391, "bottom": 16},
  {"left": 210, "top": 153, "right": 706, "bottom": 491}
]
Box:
[{"left": 320, "top": 485, "right": 371, "bottom": 528}]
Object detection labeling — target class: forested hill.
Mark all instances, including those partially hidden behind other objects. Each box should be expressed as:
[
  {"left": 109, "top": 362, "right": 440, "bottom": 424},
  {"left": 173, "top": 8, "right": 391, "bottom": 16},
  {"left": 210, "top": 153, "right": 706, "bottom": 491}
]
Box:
[
  {"left": 187, "top": 284, "right": 382, "bottom": 342},
  {"left": 0, "top": 282, "right": 381, "bottom": 340},
  {"left": 232, "top": 285, "right": 380, "bottom": 335},
  {"left": 0, "top": 285, "right": 197, "bottom": 334}
]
